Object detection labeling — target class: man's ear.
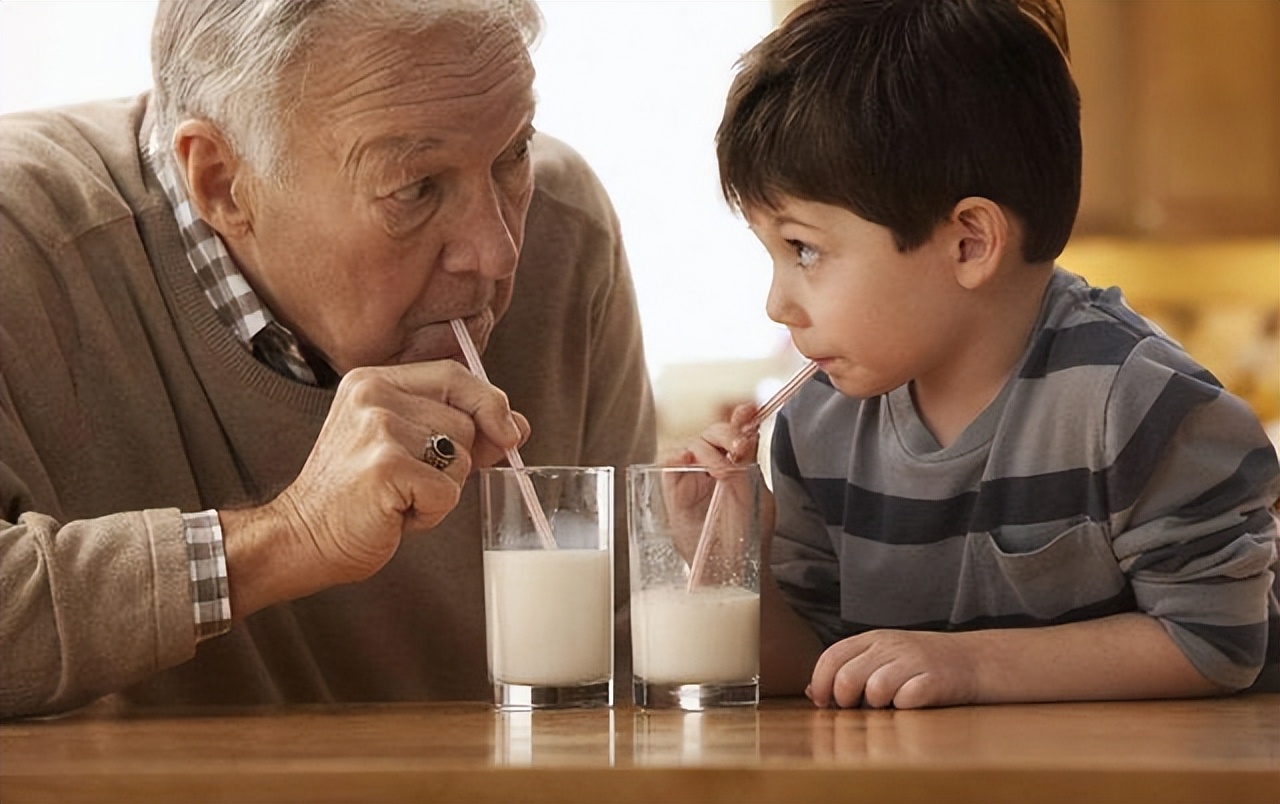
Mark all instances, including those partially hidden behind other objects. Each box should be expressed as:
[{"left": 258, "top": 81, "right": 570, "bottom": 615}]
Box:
[
  {"left": 172, "top": 119, "right": 254, "bottom": 239},
  {"left": 948, "top": 197, "right": 1010, "bottom": 290}
]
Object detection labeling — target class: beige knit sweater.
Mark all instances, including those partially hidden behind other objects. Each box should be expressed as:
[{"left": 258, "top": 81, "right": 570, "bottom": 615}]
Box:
[{"left": 0, "top": 95, "right": 656, "bottom": 718}]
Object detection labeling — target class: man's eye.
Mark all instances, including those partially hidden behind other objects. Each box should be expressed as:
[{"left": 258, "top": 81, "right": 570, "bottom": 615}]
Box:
[
  {"left": 788, "top": 240, "right": 818, "bottom": 269},
  {"left": 500, "top": 137, "right": 532, "bottom": 169},
  {"left": 504, "top": 128, "right": 536, "bottom": 162},
  {"left": 391, "top": 178, "right": 435, "bottom": 203}
]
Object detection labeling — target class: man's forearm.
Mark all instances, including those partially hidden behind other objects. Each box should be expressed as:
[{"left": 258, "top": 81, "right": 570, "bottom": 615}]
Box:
[{"left": 220, "top": 500, "right": 328, "bottom": 620}]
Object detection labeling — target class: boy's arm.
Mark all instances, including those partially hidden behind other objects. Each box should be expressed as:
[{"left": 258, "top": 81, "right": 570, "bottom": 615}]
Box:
[
  {"left": 760, "top": 563, "right": 826, "bottom": 697},
  {"left": 1106, "top": 341, "right": 1279, "bottom": 691},
  {"left": 679, "top": 405, "right": 832, "bottom": 697},
  {"left": 971, "top": 613, "right": 1226, "bottom": 702},
  {"left": 806, "top": 612, "right": 1224, "bottom": 709},
  {"left": 810, "top": 338, "right": 1280, "bottom": 710},
  {"left": 761, "top": 414, "right": 842, "bottom": 697}
]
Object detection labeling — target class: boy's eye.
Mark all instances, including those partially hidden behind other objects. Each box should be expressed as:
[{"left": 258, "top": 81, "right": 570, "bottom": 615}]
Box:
[{"left": 788, "top": 239, "right": 819, "bottom": 269}]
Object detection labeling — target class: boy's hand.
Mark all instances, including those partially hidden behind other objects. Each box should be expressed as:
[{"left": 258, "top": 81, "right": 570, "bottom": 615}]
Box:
[
  {"left": 807, "top": 630, "right": 981, "bottom": 710},
  {"left": 662, "top": 403, "right": 775, "bottom": 564},
  {"left": 683, "top": 402, "right": 762, "bottom": 466}
]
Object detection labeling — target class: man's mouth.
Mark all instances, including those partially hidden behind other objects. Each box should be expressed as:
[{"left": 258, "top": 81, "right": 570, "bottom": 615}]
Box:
[{"left": 394, "top": 311, "right": 493, "bottom": 366}]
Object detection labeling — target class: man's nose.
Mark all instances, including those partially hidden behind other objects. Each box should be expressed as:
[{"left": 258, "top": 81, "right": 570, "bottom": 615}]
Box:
[{"left": 438, "top": 180, "right": 520, "bottom": 280}]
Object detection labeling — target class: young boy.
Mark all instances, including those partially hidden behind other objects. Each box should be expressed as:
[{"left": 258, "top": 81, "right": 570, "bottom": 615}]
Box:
[{"left": 683, "top": 0, "right": 1280, "bottom": 708}]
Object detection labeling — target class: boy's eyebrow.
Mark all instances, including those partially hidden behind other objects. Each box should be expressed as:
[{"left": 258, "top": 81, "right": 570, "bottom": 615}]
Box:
[{"left": 765, "top": 212, "right": 822, "bottom": 232}]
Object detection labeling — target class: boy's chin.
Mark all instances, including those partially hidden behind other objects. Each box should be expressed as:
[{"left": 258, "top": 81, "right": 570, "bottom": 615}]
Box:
[{"left": 826, "top": 370, "right": 895, "bottom": 401}]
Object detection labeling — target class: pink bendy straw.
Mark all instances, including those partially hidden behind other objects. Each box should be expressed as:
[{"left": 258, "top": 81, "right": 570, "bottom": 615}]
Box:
[
  {"left": 686, "top": 360, "right": 819, "bottom": 590},
  {"left": 450, "top": 319, "right": 557, "bottom": 550}
]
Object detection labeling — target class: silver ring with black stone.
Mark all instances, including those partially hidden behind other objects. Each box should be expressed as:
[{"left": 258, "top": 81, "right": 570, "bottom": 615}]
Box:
[{"left": 421, "top": 432, "right": 457, "bottom": 471}]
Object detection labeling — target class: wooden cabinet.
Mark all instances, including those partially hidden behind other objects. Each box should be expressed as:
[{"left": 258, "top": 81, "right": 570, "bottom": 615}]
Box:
[{"left": 1067, "top": 0, "right": 1280, "bottom": 238}]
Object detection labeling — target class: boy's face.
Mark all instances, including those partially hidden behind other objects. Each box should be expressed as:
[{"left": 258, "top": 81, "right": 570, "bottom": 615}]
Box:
[{"left": 746, "top": 196, "right": 970, "bottom": 400}]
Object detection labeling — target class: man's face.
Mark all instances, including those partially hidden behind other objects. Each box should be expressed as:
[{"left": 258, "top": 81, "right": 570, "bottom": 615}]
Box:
[{"left": 233, "top": 21, "right": 536, "bottom": 374}]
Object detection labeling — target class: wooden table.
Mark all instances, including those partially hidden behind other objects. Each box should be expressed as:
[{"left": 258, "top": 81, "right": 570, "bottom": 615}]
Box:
[{"left": 2, "top": 696, "right": 1276, "bottom": 803}]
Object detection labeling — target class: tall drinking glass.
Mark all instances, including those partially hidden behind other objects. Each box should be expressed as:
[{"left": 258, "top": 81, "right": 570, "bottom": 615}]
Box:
[
  {"left": 481, "top": 466, "right": 614, "bottom": 709},
  {"left": 627, "top": 463, "right": 762, "bottom": 710}
]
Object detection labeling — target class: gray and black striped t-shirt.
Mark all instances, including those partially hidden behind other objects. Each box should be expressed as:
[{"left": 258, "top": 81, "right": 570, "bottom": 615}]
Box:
[{"left": 770, "top": 268, "right": 1280, "bottom": 692}]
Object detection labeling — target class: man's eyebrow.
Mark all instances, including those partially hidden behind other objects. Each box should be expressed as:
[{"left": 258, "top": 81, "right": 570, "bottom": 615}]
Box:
[
  {"left": 343, "top": 118, "right": 534, "bottom": 182},
  {"left": 343, "top": 136, "right": 444, "bottom": 181}
]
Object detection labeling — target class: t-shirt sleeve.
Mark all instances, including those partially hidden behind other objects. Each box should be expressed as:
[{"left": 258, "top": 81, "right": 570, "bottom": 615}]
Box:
[{"left": 1106, "top": 337, "right": 1280, "bottom": 691}]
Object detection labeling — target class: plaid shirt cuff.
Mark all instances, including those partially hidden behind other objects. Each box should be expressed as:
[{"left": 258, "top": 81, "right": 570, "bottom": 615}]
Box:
[{"left": 182, "top": 509, "right": 232, "bottom": 641}]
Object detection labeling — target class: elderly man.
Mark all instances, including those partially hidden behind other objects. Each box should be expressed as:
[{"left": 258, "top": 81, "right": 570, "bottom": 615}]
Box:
[{"left": 0, "top": 0, "right": 654, "bottom": 718}]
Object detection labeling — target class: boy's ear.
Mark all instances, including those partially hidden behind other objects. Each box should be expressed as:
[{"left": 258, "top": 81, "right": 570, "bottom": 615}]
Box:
[
  {"left": 948, "top": 197, "right": 1010, "bottom": 290},
  {"left": 172, "top": 119, "right": 255, "bottom": 240}
]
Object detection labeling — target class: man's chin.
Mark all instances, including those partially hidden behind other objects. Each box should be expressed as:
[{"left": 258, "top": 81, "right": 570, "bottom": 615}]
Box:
[
  {"left": 387, "top": 328, "right": 487, "bottom": 367},
  {"left": 330, "top": 310, "right": 501, "bottom": 371},
  {"left": 387, "top": 347, "right": 462, "bottom": 367}
]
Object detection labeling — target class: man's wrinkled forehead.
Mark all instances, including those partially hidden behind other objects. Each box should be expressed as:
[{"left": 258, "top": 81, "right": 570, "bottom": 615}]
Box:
[
  {"left": 291, "top": 21, "right": 535, "bottom": 163},
  {"left": 295, "top": 15, "right": 534, "bottom": 100}
]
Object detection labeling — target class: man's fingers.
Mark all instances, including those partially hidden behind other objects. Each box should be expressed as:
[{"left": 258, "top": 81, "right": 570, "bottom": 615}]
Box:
[
  {"left": 425, "top": 363, "right": 523, "bottom": 449},
  {"left": 470, "top": 411, "right": 531, "bottom": 469},
  {"left": 360, "top": 361, "right": 523, "bottom": 451},
  {"left": 415, "top": 432, "right": 474, "bottom": 483},
  {"left": 400, "top": 459, "right": 466, "bottom": 532}
]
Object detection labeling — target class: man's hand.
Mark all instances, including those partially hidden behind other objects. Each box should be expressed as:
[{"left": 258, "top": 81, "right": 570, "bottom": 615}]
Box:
[{"left": 221, "top": 360, "right": 528, "bottom": 618}]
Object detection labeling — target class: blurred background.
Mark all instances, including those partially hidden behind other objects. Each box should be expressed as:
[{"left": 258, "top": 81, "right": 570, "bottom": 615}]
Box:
[{"left": 3, "top": 0, "right": 1276, "bottom": 453}]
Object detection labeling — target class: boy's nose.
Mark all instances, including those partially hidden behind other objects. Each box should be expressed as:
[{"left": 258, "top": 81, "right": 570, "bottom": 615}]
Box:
[{"left": 765, "top": 273, "right": 804, "bottom": 327}]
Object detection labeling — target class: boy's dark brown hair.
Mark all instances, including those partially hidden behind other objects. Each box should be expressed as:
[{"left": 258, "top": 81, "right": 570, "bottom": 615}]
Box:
[{"left": 716, "top": 0, "right": 1080, "bottom": 263}]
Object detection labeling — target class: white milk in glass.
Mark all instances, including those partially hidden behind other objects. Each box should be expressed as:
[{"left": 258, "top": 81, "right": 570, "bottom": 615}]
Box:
[
  {"left": 484, "top": 548, "right": 612, "bottom": 685},
  {"left": 632, "top": 586, "right": 760, "bottom": 684}
]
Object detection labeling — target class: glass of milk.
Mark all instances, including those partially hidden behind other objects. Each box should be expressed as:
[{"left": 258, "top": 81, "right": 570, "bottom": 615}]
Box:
[
  {"left": 627, "top": 463, "right": 762, "bottom": 710},
  {"left": 481, "top": 466, "right": 614, "bottom": 709}
]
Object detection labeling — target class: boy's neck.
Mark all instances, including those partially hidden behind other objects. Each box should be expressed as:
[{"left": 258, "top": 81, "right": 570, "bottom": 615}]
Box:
[{"left": 910, "top": 261, "right": 1055, "bottom": 449}]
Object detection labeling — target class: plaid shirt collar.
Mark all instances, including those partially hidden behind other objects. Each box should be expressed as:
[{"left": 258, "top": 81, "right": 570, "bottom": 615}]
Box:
[{"left": 149, "top": 141, "right": 327, "bottom": 386}]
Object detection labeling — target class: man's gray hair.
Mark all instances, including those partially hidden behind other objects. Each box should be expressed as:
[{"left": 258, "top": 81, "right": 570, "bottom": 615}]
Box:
[{"left": 150, "top": 0, "right": 542, "bottom": 181}]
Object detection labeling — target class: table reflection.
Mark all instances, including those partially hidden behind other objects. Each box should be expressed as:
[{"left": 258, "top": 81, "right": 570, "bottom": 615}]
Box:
[
  {"left": 631, "top": 709, "right": 761, "bottom": 765},
  {"left": 795, "top": 697, "right": 1280, "bottom": 766},
  {"left": 2, "top": 697, "right": 1275, "bottom": 804},
  {"left": 493, "top": 708, "right": 616, "bottom": 766}
]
